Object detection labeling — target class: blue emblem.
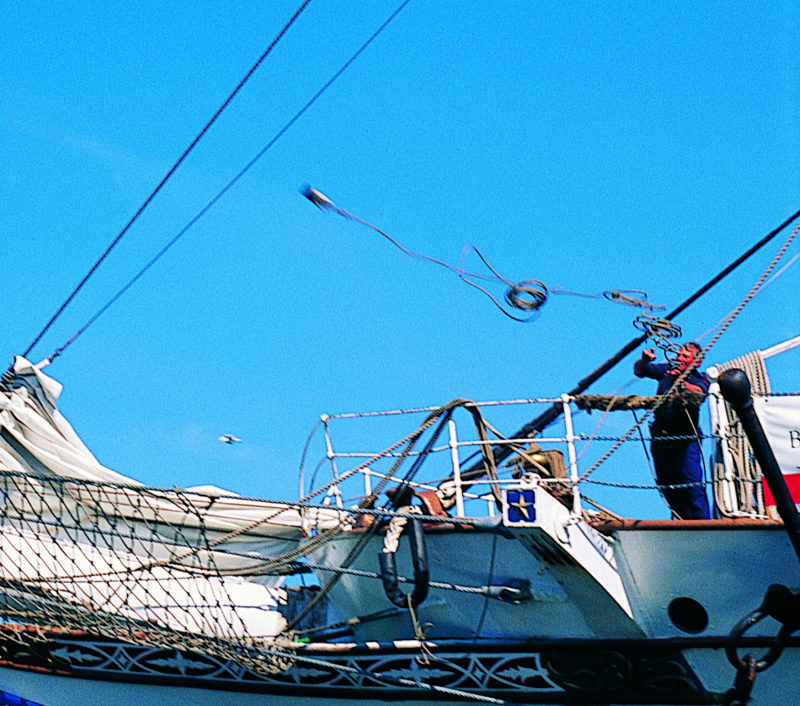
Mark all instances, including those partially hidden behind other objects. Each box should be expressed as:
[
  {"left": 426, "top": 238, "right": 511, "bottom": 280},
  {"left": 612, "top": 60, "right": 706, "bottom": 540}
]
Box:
[{"left": 504, "top": 488, "right": 536, "bottom": 524}]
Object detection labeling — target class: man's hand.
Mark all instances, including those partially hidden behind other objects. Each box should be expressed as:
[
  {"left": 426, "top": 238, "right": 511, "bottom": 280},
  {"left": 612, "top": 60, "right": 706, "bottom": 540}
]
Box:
[{"left": 634, "top": 347, "right": 657, "bottom": 377}]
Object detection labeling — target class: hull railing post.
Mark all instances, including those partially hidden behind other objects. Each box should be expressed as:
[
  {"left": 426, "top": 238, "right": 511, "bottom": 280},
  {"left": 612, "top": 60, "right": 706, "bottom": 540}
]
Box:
[
  {"left": 718, "top": 369, "right": 800, "bottom": 563},
  {"left": 321, "top": 414, "right": 345, "bottom": 508},
  {"left": 448, "top": 419, "right": 465, "bottom": 517},
  {"left": 561, "top": 394, "right": 582, "bottom": 518}
]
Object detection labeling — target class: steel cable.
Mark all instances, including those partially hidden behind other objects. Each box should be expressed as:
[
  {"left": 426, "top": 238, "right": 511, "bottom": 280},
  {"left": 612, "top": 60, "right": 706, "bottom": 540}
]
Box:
[{"left": 24, "top": 0, "right": 313, "bottom": 359}]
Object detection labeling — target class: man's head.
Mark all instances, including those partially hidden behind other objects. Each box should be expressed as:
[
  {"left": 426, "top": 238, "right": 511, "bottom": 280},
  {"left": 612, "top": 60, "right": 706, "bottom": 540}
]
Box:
[{"left": 675, "top": 342, "right": 702, "bottom": 371}]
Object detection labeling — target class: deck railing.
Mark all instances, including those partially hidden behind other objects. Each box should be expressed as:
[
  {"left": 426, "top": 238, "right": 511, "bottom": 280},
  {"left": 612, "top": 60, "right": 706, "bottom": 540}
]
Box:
[{"left": 300, "top": 390, "right": 800, "bottom": 522}]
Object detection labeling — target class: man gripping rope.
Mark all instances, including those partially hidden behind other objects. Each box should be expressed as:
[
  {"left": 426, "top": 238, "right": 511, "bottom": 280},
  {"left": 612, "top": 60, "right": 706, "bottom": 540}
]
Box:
[{"left": 634, "top": 342, "right": 711, "bottom": 519}]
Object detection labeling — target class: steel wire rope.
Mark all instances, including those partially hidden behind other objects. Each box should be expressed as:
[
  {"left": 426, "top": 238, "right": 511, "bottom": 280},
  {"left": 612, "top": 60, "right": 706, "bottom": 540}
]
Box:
[
  {"left": 473, "top": 532, "right": 499, "bottom": 638},
  {"left": 122, "top": 404, "right": 455, "bottom": 583},
  {"left": 42, "top": 0, "right": 412, "bottom": 365},
  {"left": 573, "top": 382, "right": 637, "bottom": 462},
  {"left": 572, "top": 219, "right": 800, "bottom": 489},
  {"left": 23, "top": 0, "right": 313, "bottom": 360}
]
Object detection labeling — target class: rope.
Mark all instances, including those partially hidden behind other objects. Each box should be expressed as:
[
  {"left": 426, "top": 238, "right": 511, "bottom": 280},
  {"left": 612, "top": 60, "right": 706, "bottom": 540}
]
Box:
[
  {"left": 305, "top": 187, "right": 664, "bottom": 322},
  {"left": 574, "top": 391, "right": 706, "bottom": 412},
  {"left": 0, "top": 469, "right": 298, "bottom": 674},
  {"left": 713, "top": 351, "right": 771, "bottom": 516},
  {"left": 633, "top": 314, "right": 683, "bottom": 357},
  {"left": 407, "top": 594, "right": 436, "bottom": 665},
  {"left": 23, "top": 0, "right": 313, "bottom": 360},
  {"left": 284, "top": 399, "right": 480, "bottom": 631}
]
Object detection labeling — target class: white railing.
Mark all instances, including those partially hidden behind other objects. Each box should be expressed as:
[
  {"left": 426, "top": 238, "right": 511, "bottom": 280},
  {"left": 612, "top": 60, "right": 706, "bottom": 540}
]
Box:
[
  {"left": 301, "top": 397, "right": 584, "bottom": 520},
  {"left": 300, "top": 391, "right": 800, "bottom": 522}
]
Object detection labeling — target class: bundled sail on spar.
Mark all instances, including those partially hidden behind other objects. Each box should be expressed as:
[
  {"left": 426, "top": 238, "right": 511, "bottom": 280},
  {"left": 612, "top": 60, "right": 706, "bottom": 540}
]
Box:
[{"left": 0, "top": 356, "right": 346, "bottom": 667}]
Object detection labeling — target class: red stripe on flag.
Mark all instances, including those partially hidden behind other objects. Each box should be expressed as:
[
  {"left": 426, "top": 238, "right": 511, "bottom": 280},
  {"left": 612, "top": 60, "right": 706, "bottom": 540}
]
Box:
[{"left": 762, "top": 473, "right": 800, "bottom": 506}]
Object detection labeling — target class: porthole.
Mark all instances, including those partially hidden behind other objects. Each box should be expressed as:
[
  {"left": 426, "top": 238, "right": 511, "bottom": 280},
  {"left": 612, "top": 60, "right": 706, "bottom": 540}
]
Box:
[{"left": 668, "top": 597, "right": 709, "bottom": 634}]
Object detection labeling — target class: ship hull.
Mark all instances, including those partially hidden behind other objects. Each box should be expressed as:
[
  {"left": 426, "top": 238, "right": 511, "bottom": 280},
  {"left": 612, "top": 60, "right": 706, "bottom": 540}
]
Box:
[{"left": 0, "top": 632, "right": 797, "bottom": 705}]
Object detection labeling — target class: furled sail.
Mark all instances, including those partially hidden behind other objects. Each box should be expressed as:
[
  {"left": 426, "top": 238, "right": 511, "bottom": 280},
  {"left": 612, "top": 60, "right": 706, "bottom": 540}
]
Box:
[{"left": 0, "top": 357, "right": 346, "bottom": 673}]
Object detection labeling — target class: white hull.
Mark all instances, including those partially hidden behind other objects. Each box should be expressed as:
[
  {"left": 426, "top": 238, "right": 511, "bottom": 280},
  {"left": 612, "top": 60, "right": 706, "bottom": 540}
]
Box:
[
  {"left": 0, "top": 516, "right": 797, "bottom": 705},
  {"left": 2, "top": 358, "right": 798, "bottom": 704}
]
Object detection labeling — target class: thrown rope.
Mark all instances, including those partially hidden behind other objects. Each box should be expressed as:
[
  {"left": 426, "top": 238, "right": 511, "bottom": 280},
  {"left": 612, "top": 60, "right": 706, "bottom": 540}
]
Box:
[{"left": 303, "top": 186, "right": 663, "bottom": 321}]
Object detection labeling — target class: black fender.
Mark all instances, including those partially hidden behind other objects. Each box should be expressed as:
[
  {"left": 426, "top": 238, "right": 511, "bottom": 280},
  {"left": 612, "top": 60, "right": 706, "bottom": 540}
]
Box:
[{"left": 378, "top": 517, "right": 429, "bottom": 608}]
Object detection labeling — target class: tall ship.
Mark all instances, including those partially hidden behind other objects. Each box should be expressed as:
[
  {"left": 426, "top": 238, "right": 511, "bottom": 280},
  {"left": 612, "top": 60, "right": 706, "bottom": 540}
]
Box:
[
  {"left": 3, "top": 3, "right": 798, "bottom": 705},
  {"left": 0, "top": 323, "right": 799, "bottom": 705}
]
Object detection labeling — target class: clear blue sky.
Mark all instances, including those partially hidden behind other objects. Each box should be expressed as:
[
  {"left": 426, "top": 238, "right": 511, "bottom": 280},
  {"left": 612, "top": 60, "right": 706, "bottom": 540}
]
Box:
[{"left": 2, "top": 2, "right": 799, "bottom": 519}]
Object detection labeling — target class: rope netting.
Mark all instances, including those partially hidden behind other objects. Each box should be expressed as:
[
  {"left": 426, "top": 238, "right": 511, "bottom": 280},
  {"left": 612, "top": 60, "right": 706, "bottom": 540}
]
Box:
[
  {"left": 0, "top": 355, "right": 794, "bottom": 680},
  {"left": 713, "top": 351, "right": 771, "bottom": 517},
  {"left": 0, "top": 469, "right": 321, "bottom": 675}
]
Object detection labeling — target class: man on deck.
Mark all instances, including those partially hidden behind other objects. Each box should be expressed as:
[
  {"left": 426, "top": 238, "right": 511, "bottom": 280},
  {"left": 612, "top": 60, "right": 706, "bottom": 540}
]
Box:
[{"left": 634, "top": 342, "right": 711, "bottom": 520}]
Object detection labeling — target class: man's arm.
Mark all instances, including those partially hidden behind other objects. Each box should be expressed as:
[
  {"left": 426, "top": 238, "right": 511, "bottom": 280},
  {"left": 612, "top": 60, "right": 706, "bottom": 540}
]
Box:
[
  {"left": 634, "top": 348, "right": 657, "bottom": 378},
  {"left": 683, "top": 371, "right": 710, "bottom": 395}
]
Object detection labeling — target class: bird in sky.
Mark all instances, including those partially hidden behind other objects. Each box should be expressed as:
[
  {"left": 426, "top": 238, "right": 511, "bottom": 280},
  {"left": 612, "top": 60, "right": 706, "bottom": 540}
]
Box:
[{"left": 218, "top": 434, "right": 242, "bottom": 445}]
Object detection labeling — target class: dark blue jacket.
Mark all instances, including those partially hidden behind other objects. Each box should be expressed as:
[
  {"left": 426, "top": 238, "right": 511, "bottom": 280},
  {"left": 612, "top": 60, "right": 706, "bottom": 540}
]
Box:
[{"left": 639, "top": 362, "right": 710, "bottom": 437}]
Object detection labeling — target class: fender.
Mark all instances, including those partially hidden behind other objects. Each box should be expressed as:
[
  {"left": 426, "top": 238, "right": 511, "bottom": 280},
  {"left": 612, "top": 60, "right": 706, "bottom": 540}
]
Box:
[{"left": 378, "top": 517, "right": 429, "bottom": 608}]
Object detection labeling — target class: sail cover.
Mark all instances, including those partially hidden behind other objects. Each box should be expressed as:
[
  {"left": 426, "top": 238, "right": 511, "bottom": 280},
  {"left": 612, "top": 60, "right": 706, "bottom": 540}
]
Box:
[
  {"left": 0, "top": 356, "right": 347, "bottom": 560},
  {"left": 0, "top": 357, "right": 352, "bottom": 670},
  {"left": 754, "top": 395, "right": 800, "bottom": 505}
]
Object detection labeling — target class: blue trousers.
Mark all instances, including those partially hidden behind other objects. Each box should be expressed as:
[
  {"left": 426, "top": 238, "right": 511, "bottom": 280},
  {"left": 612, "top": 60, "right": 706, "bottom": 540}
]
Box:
[{"left": 651, "top": 437, "right": 710, "bottom": 519}]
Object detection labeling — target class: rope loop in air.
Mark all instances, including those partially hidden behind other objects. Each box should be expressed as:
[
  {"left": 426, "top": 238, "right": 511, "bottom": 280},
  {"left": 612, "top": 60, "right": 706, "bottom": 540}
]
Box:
[
  {"left": 504, "top": 280, "right": 548, "bottom": 313},
  {"left": 633, "top": 314, "right": 683, "bottom": 357}
]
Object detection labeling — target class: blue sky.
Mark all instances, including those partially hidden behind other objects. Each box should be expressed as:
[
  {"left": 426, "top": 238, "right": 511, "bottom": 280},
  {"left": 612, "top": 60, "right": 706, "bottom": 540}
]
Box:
[{"left": 2, "top": 2, "right": 799, "bottom": 519}]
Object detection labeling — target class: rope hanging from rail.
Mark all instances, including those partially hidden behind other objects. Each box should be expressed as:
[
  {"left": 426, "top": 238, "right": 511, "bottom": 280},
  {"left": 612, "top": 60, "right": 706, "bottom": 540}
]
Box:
[{"left": 573, "top": 391, "right": 707, "bottom": 412}]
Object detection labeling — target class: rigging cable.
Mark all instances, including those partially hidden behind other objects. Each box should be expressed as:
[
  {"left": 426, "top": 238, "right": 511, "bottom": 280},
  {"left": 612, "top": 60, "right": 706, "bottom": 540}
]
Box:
[
  {"left": 572, "top": 218, "right": 800, "bottom": 489},
  {"left": 23, "top": 0, "right": 313, "bottom": 360},
  {"left": 43, "top": 0, "right": 413, "bottom": 365},
  {"left": 695, "top": 248, "right": 800, "bottom": 344}
]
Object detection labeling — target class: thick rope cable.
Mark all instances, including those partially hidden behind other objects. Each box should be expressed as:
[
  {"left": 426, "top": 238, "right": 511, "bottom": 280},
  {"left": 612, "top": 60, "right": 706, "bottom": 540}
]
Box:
[
  {"left": 23, "top": 0, "right": 313, "bottom": 359},
  {"left": 283, "top": 399, "right": 485, "bottom": 632}
]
